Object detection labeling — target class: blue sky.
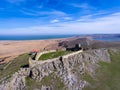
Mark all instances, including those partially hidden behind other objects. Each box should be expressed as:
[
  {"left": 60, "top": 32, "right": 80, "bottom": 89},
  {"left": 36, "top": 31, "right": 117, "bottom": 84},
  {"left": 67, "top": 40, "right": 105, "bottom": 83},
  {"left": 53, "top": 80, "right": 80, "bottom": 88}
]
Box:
[{"left": 0, "top": 0, "right": 120, "bottom": 35}]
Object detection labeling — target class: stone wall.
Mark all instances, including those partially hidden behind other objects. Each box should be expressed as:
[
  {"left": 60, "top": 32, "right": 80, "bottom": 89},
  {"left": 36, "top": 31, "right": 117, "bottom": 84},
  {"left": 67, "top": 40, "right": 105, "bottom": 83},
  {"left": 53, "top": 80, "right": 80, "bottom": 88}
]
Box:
[
  {"left": 35, "top": 50, "right": 56, "bottom": 60},
  {"left": 29, "top": 50, "right": 83, "bottom": 68}
]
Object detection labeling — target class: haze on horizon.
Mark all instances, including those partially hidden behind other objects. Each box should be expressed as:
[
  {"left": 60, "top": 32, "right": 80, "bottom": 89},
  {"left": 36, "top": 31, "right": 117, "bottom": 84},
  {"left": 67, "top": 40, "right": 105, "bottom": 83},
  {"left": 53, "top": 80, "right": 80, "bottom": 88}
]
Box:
[{"left": 0, "top": 0, "right": 120, "bottom": 35}]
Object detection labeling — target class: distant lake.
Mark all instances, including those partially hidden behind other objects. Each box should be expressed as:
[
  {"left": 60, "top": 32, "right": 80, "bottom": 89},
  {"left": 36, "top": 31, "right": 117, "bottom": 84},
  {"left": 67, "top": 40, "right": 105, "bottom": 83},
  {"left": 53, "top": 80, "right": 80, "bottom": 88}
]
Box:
[
  {"left": 0, "top": 35, "right": 120, "bottom": 41},
  {"left": 94, "top": 37, "right": 120, "bottom": 41},
  {"left": 0, "top": 35, "right": 79, "bottom": 40}
]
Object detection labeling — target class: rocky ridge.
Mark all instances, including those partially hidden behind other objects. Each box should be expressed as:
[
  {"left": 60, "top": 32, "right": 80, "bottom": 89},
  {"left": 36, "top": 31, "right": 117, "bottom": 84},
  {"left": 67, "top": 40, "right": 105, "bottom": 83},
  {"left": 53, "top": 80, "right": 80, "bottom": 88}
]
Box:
[{"left": 0, "top": 48, "right": 111, "bottom": 90}]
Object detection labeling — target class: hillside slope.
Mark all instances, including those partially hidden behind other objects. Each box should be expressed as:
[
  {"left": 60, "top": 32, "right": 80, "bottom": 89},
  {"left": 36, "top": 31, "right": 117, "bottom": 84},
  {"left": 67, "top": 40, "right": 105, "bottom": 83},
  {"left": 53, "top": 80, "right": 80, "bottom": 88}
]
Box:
[{"left": 0, "top": 48, "right": 120, "bottom": 90}]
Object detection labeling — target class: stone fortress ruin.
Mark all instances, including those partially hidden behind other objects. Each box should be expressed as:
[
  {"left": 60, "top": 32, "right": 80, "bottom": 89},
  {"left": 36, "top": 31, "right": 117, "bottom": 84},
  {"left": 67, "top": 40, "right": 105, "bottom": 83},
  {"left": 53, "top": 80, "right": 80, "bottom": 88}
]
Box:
[{"left": 29, "top": 43, "right": 83, "bottom": 68}]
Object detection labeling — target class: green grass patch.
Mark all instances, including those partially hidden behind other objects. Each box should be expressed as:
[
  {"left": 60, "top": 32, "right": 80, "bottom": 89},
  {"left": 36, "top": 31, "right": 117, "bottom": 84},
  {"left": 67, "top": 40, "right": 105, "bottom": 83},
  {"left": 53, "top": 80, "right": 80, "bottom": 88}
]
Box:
[
  {"left": 41, "top": 73, "right": 65, "bottom": 89},
  {"left": 39, "top": 51, "right": 72, "bottom": 60},
  {"left": 25, "top": 73, "right": 66, "bottom": 90},
  {"left": 0, "top": 53, "right": 29, "bottom": 82},
  {"left": 82, "top": 73, "right": 95, "bottom": 84},
  {"left": 25, "top": 76, "right": 41, "bottom": 90},
  {"left": 83, "top": 50, "right": 120, "bottom": 90}
]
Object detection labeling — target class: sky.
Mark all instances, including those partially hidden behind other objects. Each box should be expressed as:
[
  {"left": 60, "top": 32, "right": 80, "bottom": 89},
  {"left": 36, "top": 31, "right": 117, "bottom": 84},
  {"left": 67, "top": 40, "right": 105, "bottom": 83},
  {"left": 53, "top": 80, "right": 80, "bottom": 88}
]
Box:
[{"left": 0, "top": 0, "right": 120, "bottom": 35}]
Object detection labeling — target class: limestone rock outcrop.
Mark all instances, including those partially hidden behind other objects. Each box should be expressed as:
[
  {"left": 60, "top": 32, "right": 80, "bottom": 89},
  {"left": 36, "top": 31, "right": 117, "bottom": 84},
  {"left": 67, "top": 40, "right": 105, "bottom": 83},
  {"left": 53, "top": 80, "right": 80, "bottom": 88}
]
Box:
[{"left": 0, "top": 48, "right": 111, "bottom": 90}]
